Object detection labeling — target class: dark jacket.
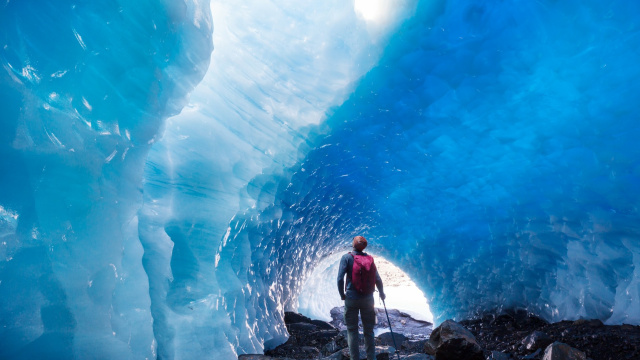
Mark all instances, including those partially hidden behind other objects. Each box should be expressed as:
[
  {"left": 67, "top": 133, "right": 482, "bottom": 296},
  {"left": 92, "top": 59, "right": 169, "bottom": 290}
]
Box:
[{"left": 337, "top": 250, "right": 384, "bottom": 300}]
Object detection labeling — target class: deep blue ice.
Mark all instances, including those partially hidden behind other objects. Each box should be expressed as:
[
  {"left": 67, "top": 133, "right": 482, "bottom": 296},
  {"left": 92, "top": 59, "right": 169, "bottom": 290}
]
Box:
[{"left": 1, "top": 0, "right": 640, "bottom": 359}]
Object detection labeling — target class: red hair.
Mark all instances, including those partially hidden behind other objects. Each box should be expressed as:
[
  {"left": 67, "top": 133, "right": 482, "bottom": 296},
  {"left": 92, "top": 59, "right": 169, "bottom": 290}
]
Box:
[{"left": 352, "top": 236, "right": 367, "bottom": 251}]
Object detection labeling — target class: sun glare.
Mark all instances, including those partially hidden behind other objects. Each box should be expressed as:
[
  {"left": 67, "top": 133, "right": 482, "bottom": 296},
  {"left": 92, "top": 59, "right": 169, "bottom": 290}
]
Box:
[{"left": 354, "top": 0, "right": 388, "bottom": 22}]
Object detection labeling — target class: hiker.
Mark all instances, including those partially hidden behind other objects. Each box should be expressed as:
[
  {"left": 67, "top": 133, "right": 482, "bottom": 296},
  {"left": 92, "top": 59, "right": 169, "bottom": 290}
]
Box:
[{"left": 337, "top": 235, "right": 385, "bottom": 360}]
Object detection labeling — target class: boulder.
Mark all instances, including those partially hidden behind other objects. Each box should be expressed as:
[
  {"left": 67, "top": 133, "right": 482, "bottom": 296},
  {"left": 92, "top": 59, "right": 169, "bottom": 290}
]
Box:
[
  {"left": 284, "top": 312, "right": 313, "bottom": 324},
  {"left": 322, "top": 350, "right": 346, "bottom": 360},
  {"left": 287, "top": 322, "right": 317, "bottom": 332},
  {"left": 341, "top": 347, "right": 358, "bottom": 359},
  {"left": 487, "top": 350, "right": 511, "bottom": 360},
  {"left": 542, "top": 342, "right": 586, "bottom": 360},
  {"left": 267, "top": 316, "right": 338, "bottom": 359},
  {"left": 404, "top": 354, "right": 434, "bottom": 360},
  {"left": 403, "top": 339, "right": 427, "bottom": 353},
  {"left": 375, "top": 345, "right": 397, "bottom": 359},
  {"left": 375, "top": 353, "right": 389, "bottom": 360},
  {"left": 312, "top": 329, "right": 341, "bottom": 339},
  {"left": 299, "top": 346, "right": 321, "bottom": 357},
  {"left": 522, "top": 331, "right": 553, "bottom": 351},
  {"left": 425, "top": 320, "right": 484, "bottom": 360},
  {"left": 335, "top": 330, "right": 350, "bottom": 349},
  {"left": 322, "top": 340, "right": 342, "bottom": 356},
  {"left": 423, "top": 339, "right": 436, "bottom": 355},
  {"left": 312, "top": 319, "right": 338, "bottom": 330},
  {"left": 522, "top": 349, "right": 541, "bottom": 359},
  {"left": 340, "top": 345, "right": 396, "bottom": 359}
]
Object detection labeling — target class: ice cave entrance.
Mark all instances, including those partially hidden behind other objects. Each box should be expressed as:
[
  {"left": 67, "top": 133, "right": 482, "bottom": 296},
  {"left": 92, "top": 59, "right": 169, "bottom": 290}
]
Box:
[{"left": 297, "top": 252, "right": 433, "bottom": 324}]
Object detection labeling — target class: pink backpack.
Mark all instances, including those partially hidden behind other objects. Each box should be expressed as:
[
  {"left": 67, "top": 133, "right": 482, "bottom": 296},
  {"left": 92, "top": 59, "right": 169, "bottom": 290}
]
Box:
[{"left": 350, "top": 252, "right": 377, "bottom": 295}]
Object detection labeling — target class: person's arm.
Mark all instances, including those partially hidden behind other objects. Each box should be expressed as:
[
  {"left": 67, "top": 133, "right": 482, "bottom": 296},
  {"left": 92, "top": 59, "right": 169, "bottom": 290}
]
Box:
[
  {"left": 375, "top": 270, "right": 385, "bottom": 300},
  {"left": 337, "top": 255, "right": 348, "bottom": 300}
]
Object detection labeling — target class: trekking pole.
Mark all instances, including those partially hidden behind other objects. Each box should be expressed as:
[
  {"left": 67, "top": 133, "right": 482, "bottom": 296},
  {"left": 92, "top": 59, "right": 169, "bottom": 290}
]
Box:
[{"left": 381, "top": 298, "right": 402, "bottom": 360}]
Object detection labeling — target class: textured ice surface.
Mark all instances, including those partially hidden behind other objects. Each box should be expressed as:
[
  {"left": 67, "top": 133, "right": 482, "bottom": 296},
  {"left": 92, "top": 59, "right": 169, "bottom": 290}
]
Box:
[
  {"left": 137, "top": 0, "right": 412, "bottom": 358},
  {"left": 2, "top": 0, "right": 640, "bottom": 359},
  {"left": 0, "top": 0, "right": 213, "bottom": 358}
]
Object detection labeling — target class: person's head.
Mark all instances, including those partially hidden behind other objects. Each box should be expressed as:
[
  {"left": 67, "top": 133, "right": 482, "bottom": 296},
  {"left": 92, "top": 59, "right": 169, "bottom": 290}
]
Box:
[{"left": 352, "top": 236, "right": 367, "bottom": 251}]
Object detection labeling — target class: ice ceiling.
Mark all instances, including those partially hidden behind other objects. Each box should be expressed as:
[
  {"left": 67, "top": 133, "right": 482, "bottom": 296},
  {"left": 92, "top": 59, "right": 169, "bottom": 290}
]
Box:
[{"left": 1, "top": 0, "right": 640, "bottom": 359}]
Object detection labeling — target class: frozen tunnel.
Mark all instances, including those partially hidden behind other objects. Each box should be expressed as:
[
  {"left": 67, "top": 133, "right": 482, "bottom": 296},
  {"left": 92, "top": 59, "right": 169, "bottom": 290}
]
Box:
[
  {"left": 1, "top": 0, "right": 640, "bottom": 359},
  {"left": 297, "top": 251, "right": 433, "bottom": 324}
]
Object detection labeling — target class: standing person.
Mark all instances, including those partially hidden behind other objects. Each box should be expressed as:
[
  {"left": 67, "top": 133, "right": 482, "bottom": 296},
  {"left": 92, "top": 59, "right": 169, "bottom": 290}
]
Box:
[{"left": 337, "top": 236, "right": 385, "bottom": 360}]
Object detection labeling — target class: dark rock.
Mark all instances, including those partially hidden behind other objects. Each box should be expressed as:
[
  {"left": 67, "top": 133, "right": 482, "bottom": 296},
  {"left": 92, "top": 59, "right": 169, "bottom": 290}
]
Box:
[
  {"left": 267, "top": 312, "right": 340, "bottom": 359},
  {"left": 448, "top": 309, "right": 640, "bottom": 360},
  {"left": 322, "top": 350, "right": 346, "bottom": 360},
  {"left": 300, "top": 346, "right": 320, "bottom": 357},
  {"left": 335, "top": 331, "right": 349, "bottom": 348},
  {"left": 266, "top": 341, "right": 321, "bottom": 359},
  {"left": 273, "top": 309, "right": 640, "bottom": 360},
  {"left": 312, "top": 329, "right": 340, "bottom": 338},
  {"left": 340, "top": 345, "right": 396, "bottom": 360},
  {"left": 404, "top": 354, "right": 434, "bottom": 360},
  {"left": 487, "top": 350, "right": 511, "bottom": 360},
  {"left": 571, "top": 319, "right": 602, "bottom": 328},
  {"left": 522, "top": 349, "right": 541, "bottom": 359},
  {"left": 285, "top": 312, "right": 313, "bottom": 324},
  {"left": 288, "top": 322, "right": 317, "bottom": 332},
  {"left": 463, "top": 309, "right": 549, "bottom": 333},
  {"left": 312, "top": 319, "right": 338, "bottom": 330},
  {"left": 377, "top": 332, "right": 407, "bottom": 347},
  {"left": 403, "top": 339, "right": 427, "bottom": 353},
  {"left": 239, "top": 355, "right": 293, "bottom": 360},
  {"left": 522, "top": 331, "right": 553, "bottom": 351},
  {"left": 542, "top": 342, "right": 586, "bottom": 360},
  {"left": 322, "top": 340, "right": 341, "bottom": 356},
  {"left": 423, "top": 339, "right": 436, "bottom": 355},
  {"left": 375, "top": 345, "right": 397, "bottom": 357},
  {"left": 586, "top": 319, "right": 603, "bottom": 328},
  {"left": 426, "top": 320, "right": 484, "bottom": 360}
]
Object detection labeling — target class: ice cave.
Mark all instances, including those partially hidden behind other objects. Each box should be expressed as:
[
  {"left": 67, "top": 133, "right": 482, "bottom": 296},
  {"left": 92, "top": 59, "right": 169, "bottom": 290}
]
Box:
[{"left": 1, "top": 0, "right": 639, "bottom": 359}]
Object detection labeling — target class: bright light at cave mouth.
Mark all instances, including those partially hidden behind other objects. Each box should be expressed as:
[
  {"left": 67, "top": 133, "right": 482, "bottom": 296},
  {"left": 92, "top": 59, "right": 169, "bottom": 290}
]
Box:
[
  {"left": 297, "top": 252, "right": 434, "bottom": 324},
  {"left": 354, "top": 0, "right": 389, "bottom": 22}
]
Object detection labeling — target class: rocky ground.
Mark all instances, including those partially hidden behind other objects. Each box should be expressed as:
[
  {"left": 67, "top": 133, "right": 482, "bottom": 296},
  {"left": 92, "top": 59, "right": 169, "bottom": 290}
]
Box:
[
  {"left": 255, "top": 309, "right": 431, "bottom": 360},
  {"left": 238, "top": 308, "right": 640, "bottom": 360},
  {"left": 461, "top": 308, "right": 640, "bottom": 360},
  {"left": 329, "top": 307, "right": 432, "bottom": 339}
]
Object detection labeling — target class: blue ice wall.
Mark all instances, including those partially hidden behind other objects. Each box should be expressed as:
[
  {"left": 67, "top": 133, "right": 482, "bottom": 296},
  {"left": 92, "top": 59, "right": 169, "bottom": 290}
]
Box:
[
  {"left": 217, "top": 0, "right": 640, "bottom": 335},
  {"left": 2, "top": 0, "right": 640, "bottom": 359},
  {"left": 135, "top": 0, "right": 417, "bottom": 358},
  {"left": 237, "top": 0, "right": 640, "bottom": 327},
  {"left": 343, "top": 0, "right": 640, "bottom": 324},
  {"left": 0, "top": 0, "right": 212, "bottom": 358}
]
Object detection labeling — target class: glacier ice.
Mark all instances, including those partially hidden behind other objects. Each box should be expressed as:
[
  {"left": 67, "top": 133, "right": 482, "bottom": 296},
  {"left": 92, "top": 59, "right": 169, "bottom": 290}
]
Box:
[
  {"left": 0, "top": 0, "right": 213, "bottom": 358},
  {"left": 2, "top": 0, "right": 640, "bottom": 359}
]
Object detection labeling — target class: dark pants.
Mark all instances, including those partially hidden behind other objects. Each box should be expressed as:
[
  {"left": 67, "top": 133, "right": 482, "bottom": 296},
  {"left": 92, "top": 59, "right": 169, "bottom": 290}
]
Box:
[{"left": 344, "top": 297, "right": 376, "bottom": 360}]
